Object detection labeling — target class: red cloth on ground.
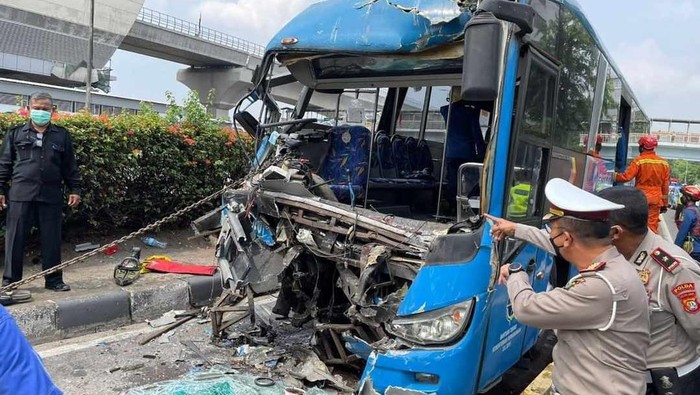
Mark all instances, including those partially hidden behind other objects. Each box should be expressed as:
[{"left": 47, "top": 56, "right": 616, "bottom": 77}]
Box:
[{"left": 146, "top": 259, "right": 217, "bottom": 276}]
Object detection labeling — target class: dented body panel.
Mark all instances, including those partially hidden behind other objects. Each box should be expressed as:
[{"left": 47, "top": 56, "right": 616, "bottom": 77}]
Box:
[
  {"left": 360, "top": 292, "right": 491, "bottom": 394},
  {"left": 398, "top": 248, "right": 490, "bottom": 316},
  {"left": 267, "top": 0, "right": 469, "bottom": 54}
]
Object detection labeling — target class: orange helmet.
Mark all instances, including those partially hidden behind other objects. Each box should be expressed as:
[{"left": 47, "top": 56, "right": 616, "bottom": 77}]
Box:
[
  {"left": 638, "top": 135, "right": 658, "bottom": 150},
  {"left": 682, "top": 185, "right": 700, "bottom": 201}
]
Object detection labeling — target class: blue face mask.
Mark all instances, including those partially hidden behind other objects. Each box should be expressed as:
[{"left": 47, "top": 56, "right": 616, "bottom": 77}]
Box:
[{"left": 30, "top": 109, "right": 51, "bottom": 126}]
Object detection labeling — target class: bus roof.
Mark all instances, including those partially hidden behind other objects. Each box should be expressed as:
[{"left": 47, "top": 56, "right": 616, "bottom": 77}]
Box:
[{"left": 265, "top": 0, "right": 647, "bottom": 121}]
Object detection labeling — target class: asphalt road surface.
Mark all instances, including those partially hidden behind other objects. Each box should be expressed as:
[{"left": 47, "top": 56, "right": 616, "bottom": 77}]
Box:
[
  {"left": 663, "top": 209, "right": 678, "bottom": 241},
  {"left": 36, "top": 319, "right": 556, "bottom": 395}
]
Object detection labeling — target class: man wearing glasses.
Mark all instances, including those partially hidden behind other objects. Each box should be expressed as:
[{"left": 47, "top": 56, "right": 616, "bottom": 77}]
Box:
[{"left": 487, "top": 178, "right": 650, "bottom": 395}]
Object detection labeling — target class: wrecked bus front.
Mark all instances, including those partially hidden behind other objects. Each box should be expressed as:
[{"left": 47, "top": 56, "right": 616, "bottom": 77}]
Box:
[
  {"left": 358, "top": 237, "right": 496, "bottom": 394},
  {"left": 209, "top": 0, "right": 618, "bottom": 393}
]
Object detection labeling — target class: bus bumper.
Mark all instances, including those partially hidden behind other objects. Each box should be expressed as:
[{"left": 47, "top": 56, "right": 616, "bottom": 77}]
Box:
[{"left": 357, "top": 313, "right": 487, "bottom": 395}]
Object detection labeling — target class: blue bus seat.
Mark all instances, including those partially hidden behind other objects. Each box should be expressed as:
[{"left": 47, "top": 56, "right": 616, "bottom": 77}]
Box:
[
  {"left": 374, "top": 132, "right": 398, "bottom": 179},
  {"left": 405, "top": 136, "right": 419, "bottom": 172},
  {"left": 391, "top": 135, "right": 412, "bottom": 178},
  {"left": 416, "top": 139, "right": 434, "bottom": 175},
  {"left": 370, "top": 133, "right": 422, "bottom": 185},
  {"left": 319, "top": 125, "right": 371, "bottom": 202}
]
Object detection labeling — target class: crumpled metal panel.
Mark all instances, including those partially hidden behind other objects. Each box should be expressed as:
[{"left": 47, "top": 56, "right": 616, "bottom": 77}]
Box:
[
  {"left": 396, "top": 248, "right": 491, "bottom": 316},
  {"left": 266, "top": 0, "right": 470, "bottom": 54}
]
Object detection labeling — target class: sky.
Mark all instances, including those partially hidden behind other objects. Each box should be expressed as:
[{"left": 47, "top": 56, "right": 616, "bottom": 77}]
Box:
[{"left": 108, "top": 0, "right": 700, "bottom": 123}]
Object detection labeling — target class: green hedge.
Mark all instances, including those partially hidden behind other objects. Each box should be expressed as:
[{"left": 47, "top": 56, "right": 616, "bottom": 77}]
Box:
[{"left": 0, "top": 94, "right": 251, "bottom": 232}]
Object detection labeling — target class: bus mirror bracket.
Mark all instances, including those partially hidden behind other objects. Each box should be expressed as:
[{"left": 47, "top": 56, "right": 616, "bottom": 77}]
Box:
[
  {"left": 456, "top": 162, "right": 483, "bottom": 222},
  {"left": 477, "top": 0, "right": 535, "bottom": 35}
]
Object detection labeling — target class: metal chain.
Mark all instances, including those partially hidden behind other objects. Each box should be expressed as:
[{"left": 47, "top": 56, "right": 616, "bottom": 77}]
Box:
[{"left": 0, "top": 181, "right": 242, "bottom": 293}]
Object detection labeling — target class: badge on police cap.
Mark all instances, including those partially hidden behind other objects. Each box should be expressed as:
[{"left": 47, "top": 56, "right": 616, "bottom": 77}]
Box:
[{"left": 543, "top": 178, "right": 625, "bottom": 221}]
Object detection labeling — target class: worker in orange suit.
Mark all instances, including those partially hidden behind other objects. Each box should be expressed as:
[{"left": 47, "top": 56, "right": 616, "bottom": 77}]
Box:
[{"left": 614, "top": 135, "right": 670, "bottom": 233}]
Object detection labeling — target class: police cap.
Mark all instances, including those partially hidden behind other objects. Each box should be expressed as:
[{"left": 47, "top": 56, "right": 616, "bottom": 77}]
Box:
[{"left": 543, "top": 178, "right": 624, "bottom": 221}]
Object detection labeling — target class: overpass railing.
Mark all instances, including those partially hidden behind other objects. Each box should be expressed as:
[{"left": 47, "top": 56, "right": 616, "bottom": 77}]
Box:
[
  {"left": 581, "top": 132, "right": 700, "bottom": 146},
  {"left": 137, "top": 8, "right": 265, "bottom": 58}
]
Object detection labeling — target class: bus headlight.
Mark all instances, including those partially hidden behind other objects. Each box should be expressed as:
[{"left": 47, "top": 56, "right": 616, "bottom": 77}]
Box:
[{"left": 388, "top": 299, "right": 474, "bottom": 345}]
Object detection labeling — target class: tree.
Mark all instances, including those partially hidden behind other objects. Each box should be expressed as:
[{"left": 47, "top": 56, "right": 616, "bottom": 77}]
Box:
[
  {"left": 669, "top": 159, "right": 700, "bottom": 185},
  {"left": 536, "top": 6, "right": 600, "bottom": 149}
]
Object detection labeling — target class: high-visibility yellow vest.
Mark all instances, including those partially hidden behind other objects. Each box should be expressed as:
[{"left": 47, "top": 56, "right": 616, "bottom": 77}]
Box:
[{"left": 508, "top": 183, "right": 531, "bottom": 218}]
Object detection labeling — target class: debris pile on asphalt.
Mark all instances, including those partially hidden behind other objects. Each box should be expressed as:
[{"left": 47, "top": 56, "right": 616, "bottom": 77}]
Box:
[
  {"left": 124, "top": 365, "right": 331, "bottom": 395},
  {"left": 133, "top": 296, "right": 358, "bottom": 394}
]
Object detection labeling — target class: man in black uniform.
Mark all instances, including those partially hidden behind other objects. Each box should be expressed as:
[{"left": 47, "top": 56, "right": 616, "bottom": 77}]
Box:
[{"left": 0, "top": 92, "right": 82, "bottom": 292}]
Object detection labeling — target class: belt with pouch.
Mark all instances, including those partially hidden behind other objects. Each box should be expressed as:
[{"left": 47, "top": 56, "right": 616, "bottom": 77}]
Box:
[
  {"left": 646, "top": 356, "right": 700, "bottom": 382},
  {"left": 645, "top": 356, "right": 700, "bottom": 394}
]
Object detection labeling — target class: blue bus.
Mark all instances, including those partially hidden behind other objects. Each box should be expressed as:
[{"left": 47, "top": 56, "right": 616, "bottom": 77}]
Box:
[{"left": 213, "top": 0, "right": 651, "bottom": 393}]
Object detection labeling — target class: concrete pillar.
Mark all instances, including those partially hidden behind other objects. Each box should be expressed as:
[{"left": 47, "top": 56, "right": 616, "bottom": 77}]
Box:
[
  {"left": 177, "top": 66, "right": 380, "bottom": 119},
  {"left": 177, "top": 66, "right": 255, "bottom": 120}
]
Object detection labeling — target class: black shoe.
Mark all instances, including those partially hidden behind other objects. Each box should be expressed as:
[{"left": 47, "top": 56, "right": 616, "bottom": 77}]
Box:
[
  {"left": 45, "top": 282, "right": 71, "bottom": 292},
  {"left": 1, "top": 289, "right": 32, "bottom": 305}
]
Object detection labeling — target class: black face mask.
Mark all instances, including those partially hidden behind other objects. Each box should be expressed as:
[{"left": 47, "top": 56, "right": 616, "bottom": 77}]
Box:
[
  {"left": 549, "top": 232, "right": 566, "bottom": 255},
  {"left": 638, "top": 146, "right": 644, "bottom": 154}
]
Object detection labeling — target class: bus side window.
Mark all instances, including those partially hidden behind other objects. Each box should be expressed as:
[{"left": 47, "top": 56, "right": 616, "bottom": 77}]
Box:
[
  {"left": 506, "top": 143, "right": 546, "bottom": 220},
  {"left": 506, "top": 51, "right": 557, "bottom": 221}
]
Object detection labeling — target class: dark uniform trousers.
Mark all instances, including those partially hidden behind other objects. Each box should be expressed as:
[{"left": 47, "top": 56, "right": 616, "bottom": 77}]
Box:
[
  {"left": 3, "top": 201, "right": 63, "bottom": 287},
  {"left": 646, "top": 365, "right": 700, "bottom": 395}
]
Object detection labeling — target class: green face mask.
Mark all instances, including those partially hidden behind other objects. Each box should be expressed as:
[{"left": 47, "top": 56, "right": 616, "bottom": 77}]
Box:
[{"left": 30, "top": 109, "right": 51, "bottom": 126}]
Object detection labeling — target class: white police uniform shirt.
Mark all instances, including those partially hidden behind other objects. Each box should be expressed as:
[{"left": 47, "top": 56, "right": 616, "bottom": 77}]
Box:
[
  {"left": 509, "top": 227, "right": 650, "bottom": 395},
  {"left": 630, "top": 231, "right": 700, "bottom": 370}
]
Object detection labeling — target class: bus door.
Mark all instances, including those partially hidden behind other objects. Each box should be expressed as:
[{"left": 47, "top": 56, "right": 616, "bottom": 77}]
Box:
[{"left": 478, "top": 46, "right": 559, "bottom": 388}]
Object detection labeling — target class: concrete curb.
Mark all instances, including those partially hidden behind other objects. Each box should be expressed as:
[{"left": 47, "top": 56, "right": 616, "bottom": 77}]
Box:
[
  {"left": 10, "top": 274, "right": 224, "bottom": 344},
  {"left": 56, "top": 289, "right": 131, "bottom": 338},
  {"left": 10, "top": 300, "right": 58, "bottom": 344},
  {"left": 520, "top": 363, "right": 553, "bottom": 395}
]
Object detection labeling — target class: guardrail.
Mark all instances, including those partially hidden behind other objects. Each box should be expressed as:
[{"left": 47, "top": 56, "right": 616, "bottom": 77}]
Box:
[
  {"left": 585, "top": 132, "right": 700, "bottom": 146},
  {"left": 136, "top": 8, "right": 266, "bottom": 58}
]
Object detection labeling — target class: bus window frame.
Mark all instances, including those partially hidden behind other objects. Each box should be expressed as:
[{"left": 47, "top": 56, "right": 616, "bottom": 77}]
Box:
[{"left": 505, "top": 45, "right": 560, "bottom": 226}]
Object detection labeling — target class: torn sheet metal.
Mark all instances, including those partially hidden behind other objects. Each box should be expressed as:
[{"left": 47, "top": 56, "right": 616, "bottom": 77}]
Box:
[
  {"left": 267, "top": 0, "right": 472, "bottom": 54},
  {"left": 215, "top": 161, "right": 441, "bottom": 339},
  {"left": 210, "top": 128, "right": 476, "bottom": 382},
  {"left": 342, "top": 334, "right": 372, "bottom": 360},
  {"left": 291, "top": 350, "right": 356, "bottom": 393}
]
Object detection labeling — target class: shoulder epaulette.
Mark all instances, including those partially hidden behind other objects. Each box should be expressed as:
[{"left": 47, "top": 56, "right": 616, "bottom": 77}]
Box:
[
  {"left": 650, "top": 248, "right": 680, "bottom": 273},
  {"left": 580, "top": 261, "right": 606, "bottom": 273}
]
